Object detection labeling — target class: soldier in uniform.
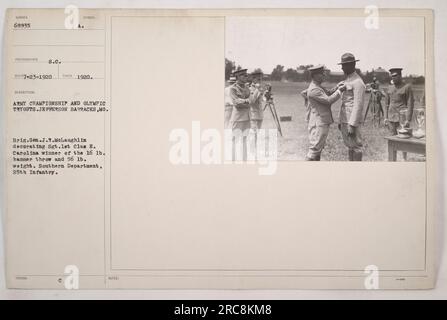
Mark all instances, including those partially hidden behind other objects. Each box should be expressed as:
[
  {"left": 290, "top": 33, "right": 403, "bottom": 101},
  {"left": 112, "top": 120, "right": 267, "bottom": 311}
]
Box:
[
  {"left": 384, "top": 68, "right": 415, "bottom": 135},
  {"left": 337, "top": 53, "right": 366, "bottom": 161},
  {"left": 229, "top": 69, "right": 251, "bottom": 160},
  {"left": 305, "top": 65, "right": 346, "bottom": 161},
  {"left": 249, "top": 70, "right": 265, "bottom": 131},
  {"left": 364, "top": 77, "right": 385, "bottom": 125},
  {"left": 230, "top": 69, "right": 251, "bottom": 131},
  {"left": 224, "top": 76, "right": 237, "bottom": 129}
]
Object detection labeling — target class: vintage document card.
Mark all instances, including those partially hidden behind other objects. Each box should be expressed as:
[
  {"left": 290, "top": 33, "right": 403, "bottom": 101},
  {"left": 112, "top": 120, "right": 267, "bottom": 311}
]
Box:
[{"left": 3, "top": 8, "right": 436, "bottom": 289}]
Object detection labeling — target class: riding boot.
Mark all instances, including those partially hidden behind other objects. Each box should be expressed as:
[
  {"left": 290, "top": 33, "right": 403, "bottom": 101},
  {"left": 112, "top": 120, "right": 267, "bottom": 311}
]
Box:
[
  {"left": 353, "top": 151, "right": 363, "bottom": 161},
  {"left": 348, "top": 149, "right": 354, "bottom": 161},
  {"left": 314, "top": 155, "right": 321, "bottom": 161}
]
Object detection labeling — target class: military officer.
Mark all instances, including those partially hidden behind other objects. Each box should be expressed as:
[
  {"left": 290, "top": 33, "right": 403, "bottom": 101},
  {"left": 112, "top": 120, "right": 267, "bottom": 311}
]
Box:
[
  {"left": 302, "top": 80, "right": 340, "bottom": 124},
  {"left": 229, "top": 69, "right": 251, "bottom": 160},
  {"left": 224, "top": 76, "right": 237, "bottom": 129},
  {"left": 384, "top": 68, "right": 415, "bottom": 135},
  {"left": 249, "top": 70, "right": 265, "bottom": 131},
  {"left": 229, "top": 69, "right": 251, "bottom": 131},
  {"left": 337, "top": 53, "right": 366, "bottom": 161},
  {"left": 305, "top": 65, "right": 346, "bottom": 161}
]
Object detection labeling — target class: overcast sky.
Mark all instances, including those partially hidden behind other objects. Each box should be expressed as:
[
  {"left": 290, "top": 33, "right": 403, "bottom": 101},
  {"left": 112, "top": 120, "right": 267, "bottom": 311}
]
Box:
[{"left": 225, "top": 16, "right": 425, "bottom": 76}]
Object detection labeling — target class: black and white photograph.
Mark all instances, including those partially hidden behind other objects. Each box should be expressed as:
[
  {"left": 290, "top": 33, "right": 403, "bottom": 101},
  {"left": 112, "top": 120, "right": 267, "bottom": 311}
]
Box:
[{"left": 225, "top": 16, "right": 426, "bottom": 161}]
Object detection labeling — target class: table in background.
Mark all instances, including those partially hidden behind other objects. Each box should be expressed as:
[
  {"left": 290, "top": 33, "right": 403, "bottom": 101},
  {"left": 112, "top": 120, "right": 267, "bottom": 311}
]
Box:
[{"left": 384, "top": 136, "right": 426, "bottom": 161}]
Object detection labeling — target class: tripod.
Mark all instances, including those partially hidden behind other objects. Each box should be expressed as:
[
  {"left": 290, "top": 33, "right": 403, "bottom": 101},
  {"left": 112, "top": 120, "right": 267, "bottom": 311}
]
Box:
[
  {"left": 263, "top": 97, "right": 283, "bottom": 137},
  {"left": 364, "top": 89, "right": 384, "bottom": 128}
]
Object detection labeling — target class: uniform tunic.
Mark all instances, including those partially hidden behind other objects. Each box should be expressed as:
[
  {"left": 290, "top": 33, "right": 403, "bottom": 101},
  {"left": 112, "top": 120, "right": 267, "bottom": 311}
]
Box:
[
  {"left": 229, "top": 82, "right": 251, "bottom": 131},
  {"left": 385, "top": 83, "right": 414, "bottom": 122},
  {"left": 229, "top": 82, "right": 251, "bottom": 161},
  {"left": 338, "top": 72, "right": 366, "bottom": 152},
  {"left": 385, "top": 82, "right": 414, "bottom": 135},
  {"left": 306, "top": 81, "right": 342, "bottom": 159},
  {"left": 249, "top": 83, "right": 264, "bottom": 130}
]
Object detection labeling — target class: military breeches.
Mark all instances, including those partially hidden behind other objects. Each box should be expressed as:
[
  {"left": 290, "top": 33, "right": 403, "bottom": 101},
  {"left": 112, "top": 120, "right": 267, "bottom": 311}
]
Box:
[
  {"left": 250, "top": 119, "right": 263, "bottom": 130},
  {"left": 224, "top": 105, "right": 233, "bottom": 129},
  {"left": 232, "top": 120, "right": 250, "bottom": 132},
  {"left": 231, "top": 121, "right": 251, "bottom": 161},
  {"left": 306, "top": 124, "right": 330, "bottom": 160},
  {"left": 340, "top": 123, "right": 363, "bottom": 153}
]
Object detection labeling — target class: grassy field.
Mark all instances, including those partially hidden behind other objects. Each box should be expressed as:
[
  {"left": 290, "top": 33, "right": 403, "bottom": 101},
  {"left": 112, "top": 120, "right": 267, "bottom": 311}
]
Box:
[{"left": 260, "top": 81, "right": 426, "bottom": 161}]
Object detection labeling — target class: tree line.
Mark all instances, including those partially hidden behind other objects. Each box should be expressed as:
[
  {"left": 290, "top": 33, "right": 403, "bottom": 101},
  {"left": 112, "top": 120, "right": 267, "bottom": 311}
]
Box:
[{"left": 225, "top": 58, "right": 425, "bottom": 85}]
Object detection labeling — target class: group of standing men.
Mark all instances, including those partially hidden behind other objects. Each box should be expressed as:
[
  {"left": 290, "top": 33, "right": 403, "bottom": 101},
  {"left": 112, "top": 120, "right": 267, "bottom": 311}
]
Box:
[
  {"left": 303, "top": 52, "right": 415, "bottom": 161},
  {"left": 224, "top": 69, "right": 266, "bottom": 159},
  {"left": 224, "top": 69, "right": 265, "bottom": 133}
]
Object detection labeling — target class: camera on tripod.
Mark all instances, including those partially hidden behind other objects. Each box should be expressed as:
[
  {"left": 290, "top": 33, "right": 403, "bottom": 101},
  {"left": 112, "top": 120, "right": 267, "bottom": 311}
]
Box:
[{"left": 264, "top": 84, "right": 273, "bottom": 101}]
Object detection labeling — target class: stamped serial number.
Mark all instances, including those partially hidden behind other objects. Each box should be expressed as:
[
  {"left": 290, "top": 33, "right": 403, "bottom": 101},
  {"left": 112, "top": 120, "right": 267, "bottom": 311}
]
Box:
[{"left": 218, "top": 304, "right": 272, "bottom": 315}]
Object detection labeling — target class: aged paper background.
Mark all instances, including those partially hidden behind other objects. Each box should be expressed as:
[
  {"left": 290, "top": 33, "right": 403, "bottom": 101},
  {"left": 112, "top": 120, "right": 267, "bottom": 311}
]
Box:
[{"left": 0, "top": 2, "right": 443, "bottom": 296}]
